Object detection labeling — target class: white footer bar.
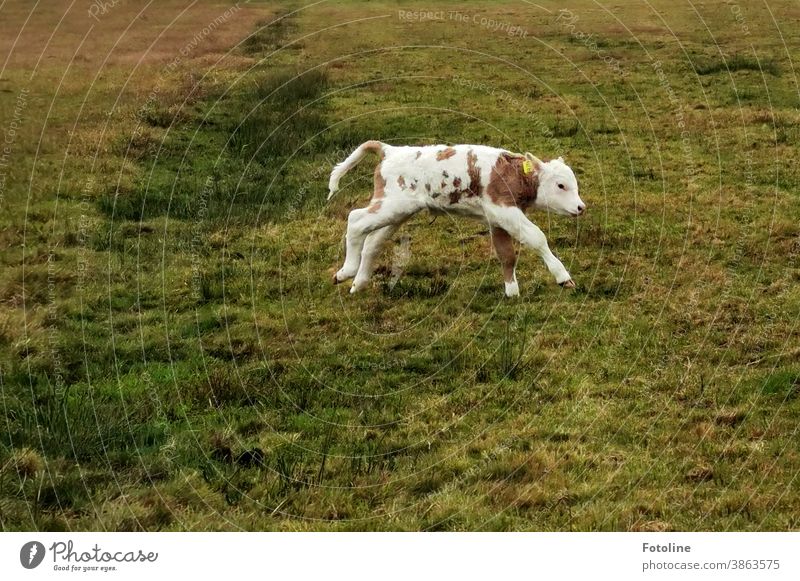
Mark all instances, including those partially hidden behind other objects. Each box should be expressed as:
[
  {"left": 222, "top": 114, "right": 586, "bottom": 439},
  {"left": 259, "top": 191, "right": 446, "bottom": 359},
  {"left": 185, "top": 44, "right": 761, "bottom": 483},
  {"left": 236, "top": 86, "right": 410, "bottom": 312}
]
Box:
[{"left": 2, "top": 532, "right": 797, "bottom": 580}]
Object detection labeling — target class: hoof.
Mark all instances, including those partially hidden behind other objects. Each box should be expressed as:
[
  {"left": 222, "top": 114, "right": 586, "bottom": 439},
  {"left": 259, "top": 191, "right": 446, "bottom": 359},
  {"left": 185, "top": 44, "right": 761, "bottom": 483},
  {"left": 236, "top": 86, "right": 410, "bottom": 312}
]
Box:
[
  {"left": 350, "top": 278, "right": 369, "bottom": 294},
  {"left": 334, "top": 268, "right": 355, "bottom": 285},
  {"left": 504, "top": 281, "right": 520, "bottom": 298},
  {"left": 560, "top": 279, "right": 576, "bottom": 289}
]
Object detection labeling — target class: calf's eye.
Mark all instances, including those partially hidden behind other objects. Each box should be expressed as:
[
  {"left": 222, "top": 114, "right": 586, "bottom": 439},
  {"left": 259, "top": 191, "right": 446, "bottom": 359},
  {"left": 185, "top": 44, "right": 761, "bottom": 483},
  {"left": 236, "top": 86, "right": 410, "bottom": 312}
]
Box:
[{"left": 557, "top": 183, "right": 566, "bottom": 190}]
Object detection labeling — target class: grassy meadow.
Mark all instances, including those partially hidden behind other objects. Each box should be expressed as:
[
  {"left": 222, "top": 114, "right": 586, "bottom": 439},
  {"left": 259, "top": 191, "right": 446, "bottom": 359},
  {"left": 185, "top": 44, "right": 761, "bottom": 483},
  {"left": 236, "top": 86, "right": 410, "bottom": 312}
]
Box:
[{"left": 0, "top": 0, "right": 798, "bottom": 531}]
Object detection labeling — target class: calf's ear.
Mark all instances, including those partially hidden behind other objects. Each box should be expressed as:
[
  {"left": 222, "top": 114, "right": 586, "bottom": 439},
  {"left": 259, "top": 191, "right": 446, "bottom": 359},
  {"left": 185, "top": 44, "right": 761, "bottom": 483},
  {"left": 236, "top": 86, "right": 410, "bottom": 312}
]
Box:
[{"left": 524, "top": 152, "right": 544, "bottom": 170}]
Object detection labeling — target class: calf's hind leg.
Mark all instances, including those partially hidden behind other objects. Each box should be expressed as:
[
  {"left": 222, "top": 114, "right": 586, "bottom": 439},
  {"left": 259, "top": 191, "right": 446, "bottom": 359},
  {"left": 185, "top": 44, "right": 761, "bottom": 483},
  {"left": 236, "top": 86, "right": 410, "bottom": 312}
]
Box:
[
  {"left": 335, "top": 163, "right": 392, "bottom": 285},
  {"left": 334, "top": 207, "right": 368, "bottom": 284},
  {"left": 344, "top": 197, "right": 423, "bottom": 294},
  {"left": 351, "top": 223, "right": 401, "bottom": 292}
]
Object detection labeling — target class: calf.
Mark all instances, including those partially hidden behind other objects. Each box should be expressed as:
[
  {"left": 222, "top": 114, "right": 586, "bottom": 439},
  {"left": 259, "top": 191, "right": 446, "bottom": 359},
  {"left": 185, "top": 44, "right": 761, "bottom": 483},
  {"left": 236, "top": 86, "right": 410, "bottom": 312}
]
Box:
[{"left": 327, "top": 141, "right": 585, "bottom": 297}]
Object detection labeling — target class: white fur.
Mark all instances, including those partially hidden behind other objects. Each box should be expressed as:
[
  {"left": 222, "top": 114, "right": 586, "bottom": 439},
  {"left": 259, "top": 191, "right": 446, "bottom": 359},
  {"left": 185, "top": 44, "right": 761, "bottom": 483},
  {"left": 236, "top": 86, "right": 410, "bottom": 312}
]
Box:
[
  {"left": 330, "top": 142, "right": 585, "bottom": 295},
  {"left": 504, "top": 280, "right": 520, "bottom": 297}
]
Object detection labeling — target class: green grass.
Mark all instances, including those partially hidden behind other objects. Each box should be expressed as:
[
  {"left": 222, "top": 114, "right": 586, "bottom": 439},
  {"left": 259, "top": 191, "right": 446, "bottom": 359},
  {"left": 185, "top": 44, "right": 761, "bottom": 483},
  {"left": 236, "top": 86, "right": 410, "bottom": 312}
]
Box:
[
  {"left": 694, "top": 54, "right": 781, "bottom": 76},
  {"left": 1, "top": 0, "right": 799, "bottom": 531}
]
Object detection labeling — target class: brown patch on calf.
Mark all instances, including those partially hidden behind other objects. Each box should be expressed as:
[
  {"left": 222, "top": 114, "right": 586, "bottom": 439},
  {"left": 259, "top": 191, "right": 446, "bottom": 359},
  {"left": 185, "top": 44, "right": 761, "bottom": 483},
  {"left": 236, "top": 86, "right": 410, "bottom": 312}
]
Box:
[
  {"left": 425, "top": 183, "right": 431, "bottom": 193},
  {"left": 367, "top": 199, "right": 383, "bottom": 213},
  {"left": 485, "top": 153, "right": 538, "bottom": 209},
  {"left": 466, "top": 149, "right": 482, "bottom": 197},
  {"left": 397, "top": 175, "right": 406, "bottom": 188},
  {"left": 436, "top": 147, "right": 456, "bottom": 161},
  {"left": 415, "top": 151, "right": 422, "bottom": 159},
  {"left": 373, "top": 164, "right": 386, "bottom": 199},
  {"left": 362, "top": 140, "right": 385, "bottom": 161},
  {"left": 491, "top": 227, "right": 517, "bottom": 283},
  {"left": 446, "top": 149, "right": 482, "bottom": 204}
]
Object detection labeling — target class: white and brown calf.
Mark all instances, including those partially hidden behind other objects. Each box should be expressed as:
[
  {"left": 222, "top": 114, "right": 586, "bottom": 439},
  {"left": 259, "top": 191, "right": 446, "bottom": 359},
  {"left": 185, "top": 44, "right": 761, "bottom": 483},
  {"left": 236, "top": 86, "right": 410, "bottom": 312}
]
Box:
[{"left": 328, "top": 141, "right": 586, "bottom": 297}]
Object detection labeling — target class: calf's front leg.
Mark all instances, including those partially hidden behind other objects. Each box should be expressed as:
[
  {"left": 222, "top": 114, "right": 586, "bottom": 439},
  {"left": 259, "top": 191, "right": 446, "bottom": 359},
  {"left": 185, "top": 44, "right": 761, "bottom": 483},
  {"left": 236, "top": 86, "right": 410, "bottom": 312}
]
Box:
[
  {"left": 491, "top": 227, "right": 519, "bottom": 297},
  {"left": 490, "top": 207, "right": 575, "bottom": 288}
]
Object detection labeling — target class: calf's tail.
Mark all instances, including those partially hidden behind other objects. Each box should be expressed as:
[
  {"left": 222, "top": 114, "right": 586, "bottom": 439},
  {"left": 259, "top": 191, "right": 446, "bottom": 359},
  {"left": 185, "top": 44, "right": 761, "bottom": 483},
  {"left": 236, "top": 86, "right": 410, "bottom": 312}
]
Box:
[{"left": 327, "top": 140, "right": 386, "bottom": 199}]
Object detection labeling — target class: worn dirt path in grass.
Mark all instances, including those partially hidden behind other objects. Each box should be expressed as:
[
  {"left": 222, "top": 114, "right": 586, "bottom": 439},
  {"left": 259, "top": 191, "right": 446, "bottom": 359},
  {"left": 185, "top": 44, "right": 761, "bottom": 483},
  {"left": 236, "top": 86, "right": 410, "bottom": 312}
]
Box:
[
  {"left": 0, "top": 0, "right": 274, "bottom": 203},
  {"left": 0, "top": 0, "right": 269, "bottom": 72}
]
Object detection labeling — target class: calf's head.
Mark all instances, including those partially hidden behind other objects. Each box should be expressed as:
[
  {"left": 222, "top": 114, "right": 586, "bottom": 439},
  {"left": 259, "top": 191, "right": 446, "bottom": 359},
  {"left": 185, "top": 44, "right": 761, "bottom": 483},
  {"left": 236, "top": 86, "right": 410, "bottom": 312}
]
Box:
[{"left": 526, "top": 153, "right": 586, "bottom": 217}]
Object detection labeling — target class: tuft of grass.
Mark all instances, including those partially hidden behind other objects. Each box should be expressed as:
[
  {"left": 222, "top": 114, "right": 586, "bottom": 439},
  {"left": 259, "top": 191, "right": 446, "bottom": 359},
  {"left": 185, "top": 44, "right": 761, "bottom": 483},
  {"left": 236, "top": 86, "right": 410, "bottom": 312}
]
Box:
[
  {"left": 380, "top": 275, "right": 449, "bottom": 298},
  {"left": 549, "top": 118, "right": 580, "bottom": 138},
  {"left": 241, "top": 15, "right": 297, "bottom": 54},
  {"left": 195, "top": 366, "right": 269, "bottom": 408},
  {"left": 761, "top": 370, "right": 800, "bottom": 399},
  {"left": 10, "top": 386, "right": 167, "bottom": 463},
  {"left": 230, "top": 108, "right": 328, "bottom": 158},
  {"left": 253, "top": 69, "right": 329, "bottom": 104},
  {"left": 695, "top": 54, "right": 780, "bottom": 76}
]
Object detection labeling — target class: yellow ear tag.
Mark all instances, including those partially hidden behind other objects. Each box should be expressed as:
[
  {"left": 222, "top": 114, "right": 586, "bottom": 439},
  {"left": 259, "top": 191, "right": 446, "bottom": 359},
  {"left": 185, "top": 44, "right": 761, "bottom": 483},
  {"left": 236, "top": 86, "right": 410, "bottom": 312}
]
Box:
[{"left": 522, "top": 159, "right": 533, "bottom": 174}]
